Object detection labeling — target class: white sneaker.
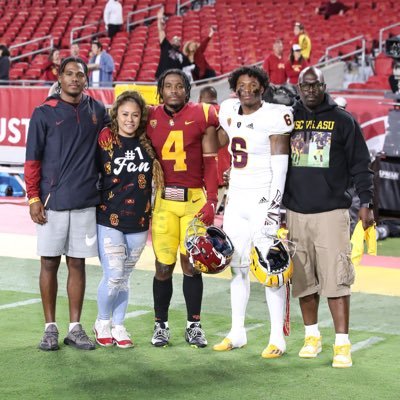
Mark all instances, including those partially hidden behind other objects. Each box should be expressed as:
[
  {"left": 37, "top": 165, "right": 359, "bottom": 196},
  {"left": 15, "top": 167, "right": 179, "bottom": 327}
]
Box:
[
  {"left": 93, "top": 319, "right": 113, "bottom": 347},
  {"left": 111, "top": 325, "right": 134, "bottom": 348}
]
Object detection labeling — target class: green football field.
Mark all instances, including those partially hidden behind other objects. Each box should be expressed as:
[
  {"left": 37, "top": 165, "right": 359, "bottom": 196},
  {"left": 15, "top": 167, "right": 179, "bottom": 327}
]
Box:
[{"left": 0, "top": 255, "right": 399, "bottom": 400}]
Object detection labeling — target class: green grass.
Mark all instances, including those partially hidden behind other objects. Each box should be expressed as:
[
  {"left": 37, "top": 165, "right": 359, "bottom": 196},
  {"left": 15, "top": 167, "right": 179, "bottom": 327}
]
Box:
[
  {"left": 377, "top": 237, "right": 400, "bottom": 257},
  {"left": 0, "top": 256, "right": 399, "bottom": 399}
]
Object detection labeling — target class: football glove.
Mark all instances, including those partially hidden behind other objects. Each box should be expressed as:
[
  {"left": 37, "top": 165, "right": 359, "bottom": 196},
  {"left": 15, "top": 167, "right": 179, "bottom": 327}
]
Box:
[
  {"left": 196, "top": 199, "right": 217, "bottom": 226},
  {"left": 264, "top": 190, "right": 281, "bottom": 226}
]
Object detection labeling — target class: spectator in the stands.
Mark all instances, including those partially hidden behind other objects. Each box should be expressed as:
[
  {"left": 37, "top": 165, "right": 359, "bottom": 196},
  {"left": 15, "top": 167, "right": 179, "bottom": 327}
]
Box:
[
  {"left": 0, "top": 44, "right": 10, "bottom": 84},
  {"left": 88, "top": 41, "right": 115, "bottom": 87},
  {"left": 104, "top": 0, "right": 123, "bottom": 39},
  {"left": 285, "top": 44, "right": 308, "bottom": 89},
  {"left": 182, "top": 27, "right": 217, "bottom": 81},
  {"left": 43, "top": 48, "right": 61, "bottom": 82},
  {"left": 262, "top": 38, "right": 286, "bottom": 85},
  {"left": 389, "top": 61, "right": 400, "bottom": 95},
  {"left": 293, "top": 22, "right": 312, "bottom": 61},
  {"left": 315, "top": 0, "right": 350, "bottom": 20},
  {"left": 70, "top": 43, "right": 88, "bottom": 63},
  {"left": 155, "top": 6, "right": 191, "bottom": 80}
]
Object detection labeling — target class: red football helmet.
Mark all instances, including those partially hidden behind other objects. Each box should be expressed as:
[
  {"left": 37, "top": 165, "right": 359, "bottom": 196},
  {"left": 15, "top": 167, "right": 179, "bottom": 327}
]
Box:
[{"left": 184, "top": 219, "right": 234, "bottom": 274}]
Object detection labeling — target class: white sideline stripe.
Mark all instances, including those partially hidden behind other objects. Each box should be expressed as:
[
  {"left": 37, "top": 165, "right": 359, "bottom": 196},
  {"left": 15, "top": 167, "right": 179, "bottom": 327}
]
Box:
[
  {"left": 125, "top": 310, "right": 150, "bottom": 319},
  {"left": 352, "top": 336, "right": 385, "bottom": 352},
  {"left": 0, "top": 298, "right": 41, "bottom": 310},
  {"left": 216, "top": 323, "right": 265, "bottom": 337}
]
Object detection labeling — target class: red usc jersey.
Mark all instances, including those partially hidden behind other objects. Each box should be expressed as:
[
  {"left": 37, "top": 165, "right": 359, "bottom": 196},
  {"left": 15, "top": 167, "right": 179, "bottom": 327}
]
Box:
[{"left": 147, "top": 102, "right": 219, "bottom": 187}]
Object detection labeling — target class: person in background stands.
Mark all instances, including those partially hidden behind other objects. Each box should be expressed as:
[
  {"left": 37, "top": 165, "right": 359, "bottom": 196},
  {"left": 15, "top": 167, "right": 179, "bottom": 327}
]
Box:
[
  {"left": 285, "top": 44, "right": 308, "bottom": 89},
  {"left": 293, "top": 22, "right": 312, "bottom": 61},
  {"left": 42, "top": 48, "right": 61, "bottom": 82},
  {"left": 155, "top": 7, "right": 191, "bottom": 80},
  {"left": 262, "top": 39, "right": 286, "bottom": 85},
  {"left": 198, "top": 85, "right": 230, "bottom": 214},
  {"left": 315, "top": 0, "right": 350, "bottom": 20},
  {"left": 88, "top": 40, "right": 115, "bottom": 88},
  {"left": 0, "top": 44, "right": 10, "bottom": 84},
  {"left": 182, "top": 26, "right": 217, "bottom": 81},
  {"left": 25, "top": 57, "right": 110, "bottom": 352},
  {"left": 104, "top": 0, "right": 123, "bottom": 39},
  {"left": 70, "top": 43, "right": 88, "bottom": 64}
]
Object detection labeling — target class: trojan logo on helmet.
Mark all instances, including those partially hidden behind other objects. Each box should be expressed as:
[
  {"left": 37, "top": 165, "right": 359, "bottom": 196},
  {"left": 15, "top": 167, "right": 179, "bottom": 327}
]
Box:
[{"left": 184, "top": 218, "right": 234, "bottom": 274}]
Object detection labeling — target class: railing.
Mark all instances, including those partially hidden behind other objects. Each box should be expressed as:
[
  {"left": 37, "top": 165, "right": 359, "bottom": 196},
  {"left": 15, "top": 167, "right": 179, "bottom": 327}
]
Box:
[
  {"left": 9, "top": 35, "right": 54, "bottom": 62},
  {"left": 70, "top": 21, "right": 104, "bottom": 46},
  {"left": 126, "top": 4, "right": 162, "bottom": 33},
  {"left": 316, "top": 35, "right": 366, "bottom": 79},
  {"left": 378, "top": 22, "right": 400, "bottom": 54}
]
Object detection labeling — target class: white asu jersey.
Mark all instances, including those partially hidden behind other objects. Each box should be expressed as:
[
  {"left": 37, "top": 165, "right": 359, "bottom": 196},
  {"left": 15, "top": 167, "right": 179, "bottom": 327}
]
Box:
[{"left": 219, "top": 98, "right": 293, "bottom": 191}]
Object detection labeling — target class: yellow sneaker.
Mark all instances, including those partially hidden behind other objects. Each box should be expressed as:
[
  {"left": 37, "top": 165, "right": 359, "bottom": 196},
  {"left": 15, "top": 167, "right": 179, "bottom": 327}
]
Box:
[
  {"left": 299, "top": 336, "right": 322, "bottom": 358},
  {"left": 213, "top": 337, "right": 246, "bottom": 351},
  {"left": 261, "top": 344, "right": 285, "bottom": 359},
  {"left": 332, "top": 344, "right": 352, "bottom": 368},
  {"left": 213, "top": 338, "right": 233, "bottom": 351}
]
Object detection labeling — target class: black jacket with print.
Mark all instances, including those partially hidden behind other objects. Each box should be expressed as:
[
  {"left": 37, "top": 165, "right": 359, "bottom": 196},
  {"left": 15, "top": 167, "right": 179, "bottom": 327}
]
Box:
[{"left": 283, "top": 93, "right": 374, "bottom": 214}]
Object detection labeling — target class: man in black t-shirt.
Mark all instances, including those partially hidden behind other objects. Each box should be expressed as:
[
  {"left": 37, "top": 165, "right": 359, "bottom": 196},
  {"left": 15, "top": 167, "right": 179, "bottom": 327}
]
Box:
[{"left": 155, "top": 7, "right": 190, "bottom": 80}]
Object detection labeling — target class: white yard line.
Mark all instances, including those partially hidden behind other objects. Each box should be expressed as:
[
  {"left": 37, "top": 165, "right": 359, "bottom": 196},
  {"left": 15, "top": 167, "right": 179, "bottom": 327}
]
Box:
[
  {"left": 0, "top": 298, "right": 41, "bottom": 310},
  {"left": 352, "top": 336, "right": 385, "bottom": 352},
  {"left": 125, "top": 310, "right": 151, "bottom": 319}
]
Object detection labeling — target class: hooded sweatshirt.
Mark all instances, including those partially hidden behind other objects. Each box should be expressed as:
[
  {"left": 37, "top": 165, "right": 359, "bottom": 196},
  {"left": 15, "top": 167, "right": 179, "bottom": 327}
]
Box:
[{"left": 283, "top": 93, "right": 373, "bottom": 214}]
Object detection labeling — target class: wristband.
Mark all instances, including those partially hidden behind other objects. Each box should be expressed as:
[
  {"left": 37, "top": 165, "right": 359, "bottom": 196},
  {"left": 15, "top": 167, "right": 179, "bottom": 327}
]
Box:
[{"left": 28, "top": 197, "right": 41, "bottom": 205}]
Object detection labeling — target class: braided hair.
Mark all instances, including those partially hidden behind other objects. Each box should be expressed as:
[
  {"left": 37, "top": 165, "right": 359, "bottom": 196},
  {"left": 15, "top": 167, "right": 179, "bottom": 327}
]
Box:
[
  {"left": 157, "top": 68, "right": 191, "bottom": 104},
  {"left": 55, "top": 56, "right": 89, "bottom": 94},
  {"left": 109, "top": 90, "right": 164, "bottom": 190}
]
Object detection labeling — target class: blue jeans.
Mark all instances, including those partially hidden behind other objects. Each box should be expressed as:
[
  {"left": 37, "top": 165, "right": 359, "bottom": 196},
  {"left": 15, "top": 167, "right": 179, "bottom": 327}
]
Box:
[{"left": 96, "top": 224, "right": 148, "bottom": 325}]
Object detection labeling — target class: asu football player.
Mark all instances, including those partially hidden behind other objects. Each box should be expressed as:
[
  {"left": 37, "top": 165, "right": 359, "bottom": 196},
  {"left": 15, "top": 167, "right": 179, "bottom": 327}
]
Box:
[
  {"left": 213, "top": 66, "right": 293, "bottom": 358},
  {"left": 146, "top": 69, "right": 219, "bottom": 348}
]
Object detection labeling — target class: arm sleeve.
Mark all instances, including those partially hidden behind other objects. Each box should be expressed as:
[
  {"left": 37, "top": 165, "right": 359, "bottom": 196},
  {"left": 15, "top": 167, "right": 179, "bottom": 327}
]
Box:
[
  {"left": 24, "top": 108, "right": 47, "bottom": 199},
  {"left": 203, "top": 155, "right": 218, "bottom": 202},
  {"left": 345, "top": 118, "right": 374, "bottom": 204},
  {"left": 102, "top": 53, "right": 114, "bottom": 73}
]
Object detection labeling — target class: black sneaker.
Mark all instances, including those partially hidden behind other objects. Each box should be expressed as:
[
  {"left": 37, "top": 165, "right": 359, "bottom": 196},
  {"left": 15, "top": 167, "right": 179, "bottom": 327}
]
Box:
[
  {"left": 185, "top": 322, "right": 208, "bottom": 348},
  {"left": 64, "top": 324, "right": 96, "bottom": 350},
  {"left": 38, "top": 324, "right": 59, "bottom": 351},
  {"left": 151, "top": 322, "right": 170, "bottom": 347}
]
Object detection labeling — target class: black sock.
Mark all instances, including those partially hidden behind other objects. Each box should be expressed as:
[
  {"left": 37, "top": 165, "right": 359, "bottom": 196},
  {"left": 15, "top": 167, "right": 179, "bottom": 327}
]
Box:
[
  {"left": 153, "top": 277, "right": 173, "bottom": 322},
  {"left": 183, "top": 274, "right": 203, "bottom": 322}
]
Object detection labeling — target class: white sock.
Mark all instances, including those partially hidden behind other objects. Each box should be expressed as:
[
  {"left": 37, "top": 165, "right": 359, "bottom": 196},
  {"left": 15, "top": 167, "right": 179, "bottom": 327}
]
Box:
[
  {"left": 305, "top": 323, "right": 320, "bottom": 338},
  {"left": 45, "top": 322, "right": 57, "bottom": 330},
  {"left": 230, "top": 267, "right": 250, "bottom": 333},
  {"left": 69, "top": 322, "right": 80, "bottom": 332},
  {"left": 187, "top": 321, "right": 200, "bottom": 328},
  {"left": 335, "top": 333, "right": 350, "bottom": 346},
  {"left": 265, "top": 285, "right": 286, "bottom": 351}
]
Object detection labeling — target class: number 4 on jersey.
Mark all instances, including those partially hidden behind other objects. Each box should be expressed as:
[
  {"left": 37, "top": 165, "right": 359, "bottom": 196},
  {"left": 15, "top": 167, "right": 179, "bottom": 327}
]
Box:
[{"left": 161, "top": 130, "right": 187, "bottom": 171}]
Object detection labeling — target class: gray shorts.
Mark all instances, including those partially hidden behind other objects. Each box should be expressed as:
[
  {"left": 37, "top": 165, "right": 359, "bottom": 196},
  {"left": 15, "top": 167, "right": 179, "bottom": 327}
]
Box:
[
  {"left": 36, "top": 207, "right": 97, "bottom": 258},
  {"left": 286, "top": 208, "right": 354, "bottom": 298}
]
